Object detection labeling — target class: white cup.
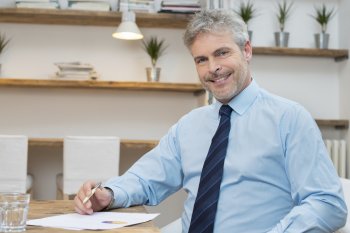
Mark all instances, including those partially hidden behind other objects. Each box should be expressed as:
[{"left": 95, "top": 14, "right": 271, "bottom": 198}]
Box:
[{"left": 0, "top": 193, "right": 30, "bottom": 232}]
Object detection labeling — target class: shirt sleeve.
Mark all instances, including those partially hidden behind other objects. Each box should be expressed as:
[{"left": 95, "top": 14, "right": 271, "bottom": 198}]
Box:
[
  {"left": 267, "top": 105, "right": 348, "bottom": 233},
  {"left": 104, "top": 123, "right": 184, "bottom": 209}
]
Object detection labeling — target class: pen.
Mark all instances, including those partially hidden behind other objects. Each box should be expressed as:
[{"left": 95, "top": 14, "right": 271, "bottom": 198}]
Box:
[
  {"left": 102, "top": 221, "right": 128, "bottom": 224},
  {"left": 83, "top": 182, "right": 102, "bottom": 204}
]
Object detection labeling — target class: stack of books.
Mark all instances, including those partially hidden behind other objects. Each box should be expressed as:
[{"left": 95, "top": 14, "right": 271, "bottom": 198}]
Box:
[
  {"left": 68, "top": 0, "right": 111, "bottom": 11},
  {"left": 159, "top": 0, "right": 201, "bottom": 14},
  {"left": 119, "top": 0, "right": 155, "bottom": 13},
  {"left": 15, "top": 0, "right": 59, "bottom": 9},
  {"left": 54, "top": 62, "right": 99, "bottom": 80}
]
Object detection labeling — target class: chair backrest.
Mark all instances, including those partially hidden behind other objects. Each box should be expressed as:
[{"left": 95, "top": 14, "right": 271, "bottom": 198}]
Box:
[
  {"left": 0, "top": 135, "right": 28, "bottom": 193},
  {"left": 161, "top": 218, "right": 182, "bottom": 233},
  {"left": 338, "top": 178, "right": 350, "bottom": 233},
  {"left": 63, "top": 136, "right": 120, "bottom": 195}
]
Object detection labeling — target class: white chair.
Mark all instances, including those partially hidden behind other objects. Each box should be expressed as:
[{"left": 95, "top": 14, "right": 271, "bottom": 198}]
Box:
[
  {"left": 56, "top": 136, "right": 120, "bottom": 199},
  {"left": 0, "top": 135, "right": 33, "bottom": 194},
  {"left": 337, "top": 178, "right": 350, "bottom": 233},
  {"left": 161, "top": 218, "right": 182, "bottom": 233}
]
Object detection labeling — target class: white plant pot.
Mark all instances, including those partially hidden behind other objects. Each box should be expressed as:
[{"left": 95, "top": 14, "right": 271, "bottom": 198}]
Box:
[
  {"left": 146, "top": 67, "right": 161, "bottom": 82},
  {"left": 274, "top": 32, "right": 289, "bottom": 47},
  {"left": 248, "top": 30, "right": 253, "bottom": 42},
  {"left": 315, "top": 33, "right": 330, "bottom": 49}
]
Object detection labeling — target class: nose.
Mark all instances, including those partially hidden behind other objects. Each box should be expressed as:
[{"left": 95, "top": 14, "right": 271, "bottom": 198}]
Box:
[{"left": 208, "top": 59, "right": 221, "bottom": 74}]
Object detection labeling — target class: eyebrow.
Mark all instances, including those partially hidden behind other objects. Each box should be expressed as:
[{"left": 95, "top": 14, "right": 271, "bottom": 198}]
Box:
[
  {"left": 193, "top": 46, "right": 233, "bottom": 61},
  {"left": 193, "top": 55, "right": 206, "bottom": 61},
  {"left": 214, "top": 47, "right": 231, "bottom": 53}
]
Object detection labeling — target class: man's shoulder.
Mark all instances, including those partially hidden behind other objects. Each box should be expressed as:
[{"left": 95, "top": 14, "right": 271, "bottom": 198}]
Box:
[
  {"left": 179, "top": 104, "right": 215, "bottom": 122},
  {"left": 190, "top": 104, "right": 214, "bottom": 115},
  {"left": 257, "top": 88, "right": 314, "bottom": 126},
  {"left": 258, "top": 88, "right": 302, "bottom": 111}
]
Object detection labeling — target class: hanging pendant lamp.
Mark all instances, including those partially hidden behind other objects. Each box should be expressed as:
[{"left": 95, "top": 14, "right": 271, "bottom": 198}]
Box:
[{"left": 112, "top": 10, "right": 143, "bottom": 40}]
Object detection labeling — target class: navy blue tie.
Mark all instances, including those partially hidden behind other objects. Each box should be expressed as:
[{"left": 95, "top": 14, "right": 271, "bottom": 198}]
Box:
[{"left": 188, "top": 104, "right": 233, "bottom": 233}]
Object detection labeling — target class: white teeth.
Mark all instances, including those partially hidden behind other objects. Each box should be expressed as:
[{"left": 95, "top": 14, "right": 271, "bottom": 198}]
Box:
[
  {"left": 207, "top": 73, "right": 230, "bottom": 83},
  {"left": 213, "top": 76, "right": 227, "bottom": 82}
]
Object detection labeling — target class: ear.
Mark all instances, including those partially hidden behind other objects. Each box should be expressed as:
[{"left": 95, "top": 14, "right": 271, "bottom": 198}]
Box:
[{"left": 243, "top": 41, "right": 252, "bottom": 62}]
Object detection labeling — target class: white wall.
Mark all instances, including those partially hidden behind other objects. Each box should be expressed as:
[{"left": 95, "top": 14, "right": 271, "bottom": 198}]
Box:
[
  {"left": 0, "top": 25, "right": 198, "bottom": 83},
  {"left": 339, "top": 0, "right": 350, "bottom": 149},
  {"left": 0, "top": 0, "right": 342, "bottom": 118},
  {"left": 0, "top": 87, "right": 199, "bottom": 139},
  {"left": 0, "top": 0, "right": 349, "bottom": 228}
]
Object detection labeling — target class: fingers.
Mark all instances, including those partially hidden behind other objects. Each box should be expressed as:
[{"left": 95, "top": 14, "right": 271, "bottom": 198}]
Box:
[
  {"left": 89, "top": 187, "right": 111, "bottom": 211},
  {"left": 74, "top": 181, "right": 96, "bottom": 215},
  {"left": 74, "top": 199, "right": 91, "bottom": 215},
  {"left": 74, "top": 181, "right": 113, "bottom": 215}
]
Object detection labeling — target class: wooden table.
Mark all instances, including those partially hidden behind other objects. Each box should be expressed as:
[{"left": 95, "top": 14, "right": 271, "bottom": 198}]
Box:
[{"left": 27, "top": 200, "right": 160, "bottom": 233}]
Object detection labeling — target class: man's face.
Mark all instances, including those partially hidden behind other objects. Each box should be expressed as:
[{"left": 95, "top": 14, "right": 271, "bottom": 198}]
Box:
[{"left": 190, "top": 31, "right": 252, "bottom": 104}]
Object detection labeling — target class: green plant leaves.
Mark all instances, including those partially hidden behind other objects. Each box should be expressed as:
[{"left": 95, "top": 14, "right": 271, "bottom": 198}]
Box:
[
  {"left": 312, "top": 4, "right": 335, "bottom": 33},
  {"left": 142, "top": 36, "right": 168, "bottom": 67},
  {"left": 0, "top": 33, "right": 11, "bottom": 55},
  {"left": 235, "top": 1, "right": 257, "bottom": 25},
  {"left": 276, "top": 0, "right": 293, "bottom": 32}
]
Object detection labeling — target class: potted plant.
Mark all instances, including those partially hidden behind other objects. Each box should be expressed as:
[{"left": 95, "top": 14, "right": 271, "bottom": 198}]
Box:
[
  {"left": 0, "top": 32, "right": 10, "bottom": 74},
  {"left": 234, "top": 1, "right": 257, "bottom": 41},
  {"left": 312, "top": 4, "right": 335, "bottom": 49},
  {"left": 142, "top": 36, "right": 167, "bottom": 82},
  {"left": 274, "top": 0, "right": 293, "bottom": 47}
]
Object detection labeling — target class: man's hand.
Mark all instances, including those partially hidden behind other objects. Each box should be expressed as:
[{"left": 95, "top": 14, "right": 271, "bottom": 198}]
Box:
[{"left": 74, "top": 180, "right": 113, "bottom": 215}]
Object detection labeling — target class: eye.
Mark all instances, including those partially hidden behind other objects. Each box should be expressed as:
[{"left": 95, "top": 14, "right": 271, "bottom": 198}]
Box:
[
  {"left": 195, "top": 57, "right": 207, "bottom": 65},
  {"left": 216, "top": 50, "right": 229, "bottom": 57}
]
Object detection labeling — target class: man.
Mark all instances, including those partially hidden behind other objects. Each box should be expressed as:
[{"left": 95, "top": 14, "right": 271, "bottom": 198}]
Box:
[{"left": 74, "top": 9, "right": 347, "bottom": 232}]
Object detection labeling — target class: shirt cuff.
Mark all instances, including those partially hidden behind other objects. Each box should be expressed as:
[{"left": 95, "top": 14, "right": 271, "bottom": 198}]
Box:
[{"left": 104, "top": 185, "right": 129, "bottom": 209}]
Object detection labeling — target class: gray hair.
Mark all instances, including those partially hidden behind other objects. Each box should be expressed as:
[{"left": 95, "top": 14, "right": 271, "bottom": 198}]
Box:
[{"left": 183, "top": 9, "right": 249, "bottom": 50}]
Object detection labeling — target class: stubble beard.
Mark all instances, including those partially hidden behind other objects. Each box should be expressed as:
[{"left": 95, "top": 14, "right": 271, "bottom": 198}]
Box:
[{"left": 202, "top": 66, "right": 249, "bottom": 103}]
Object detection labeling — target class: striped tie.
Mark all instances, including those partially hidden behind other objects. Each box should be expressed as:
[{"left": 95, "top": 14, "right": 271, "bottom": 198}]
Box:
[{"left": 188, "top": 104, "right": 233, "bottom": 233}]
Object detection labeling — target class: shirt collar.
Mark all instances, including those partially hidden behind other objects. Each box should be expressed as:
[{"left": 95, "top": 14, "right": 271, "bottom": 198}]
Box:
[{"left": 214, "top": 79, "right": 260, "bottom": 116}]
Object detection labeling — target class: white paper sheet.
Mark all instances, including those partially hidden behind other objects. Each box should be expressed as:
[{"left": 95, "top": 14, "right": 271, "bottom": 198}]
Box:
[{"left": 27, "top": 211, "right": 159, "bottom": 230}]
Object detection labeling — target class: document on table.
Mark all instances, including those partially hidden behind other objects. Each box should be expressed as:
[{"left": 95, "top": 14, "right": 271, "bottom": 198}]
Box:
[{"left": 27, "top": 211, "right": 159, "bottom": 230}]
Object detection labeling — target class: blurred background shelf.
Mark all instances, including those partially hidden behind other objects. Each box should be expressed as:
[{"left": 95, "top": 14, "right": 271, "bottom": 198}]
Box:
[
  {"left": 27, "top": 117, "right": 349, "bottom": 152},
  {"left": 0, "top": 78, "right": 205, "bottom": 95},
  {"left": 315, "top": 119, "right": 349, "bottom": 129},
  {"left": 0, "top": 8, "right": 191, "bottom": 28},
  {"left": 0, "top": 77, "right": 347, "bottom": 130},
  {"left": 0, "top": 8, "right": 347, "bottom": 61},
  {"left": 253, "top": 47, "right": 348, "bottom": 61},
  {"left": 29, "top": 138, "right": 158, "bottom": 150}
]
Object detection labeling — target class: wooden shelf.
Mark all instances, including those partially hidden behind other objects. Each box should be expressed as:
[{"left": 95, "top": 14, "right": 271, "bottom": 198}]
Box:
[
  {"left": 0, "top": 77, "right": 347, "bottom": 130},
  {"left": 0, "top": 78, "right": 347, "bottom": 130},
  {"left": 29, "top": 138, "right": 158, "bottom": 151},
  {"left": 0, "top": 78, "right": 205, "bottom": 95},
  {"left": 0, "top": 8, "right": 191, "bottom": 28},
  {"left": 0, "top": 8, "right": 348, "bottom": 61},
  {"left": 28, "top": 118, "right": 348, "bottom": 152},
  {"left": 315, "top": 119, "right": 349, "bottom": 129},
  {"left": 253, "top": 47, "right": 349, "bottom": 62}
]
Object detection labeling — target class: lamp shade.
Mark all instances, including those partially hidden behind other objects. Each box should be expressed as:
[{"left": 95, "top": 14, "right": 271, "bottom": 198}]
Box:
[{"left": 112, "top": 11, "right": 143, "bottom": 40}]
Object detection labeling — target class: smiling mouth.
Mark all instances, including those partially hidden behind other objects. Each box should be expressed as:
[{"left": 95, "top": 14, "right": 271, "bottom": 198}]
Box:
[{"left": 208, "top": 73, "right": 231, "bottom": 83}]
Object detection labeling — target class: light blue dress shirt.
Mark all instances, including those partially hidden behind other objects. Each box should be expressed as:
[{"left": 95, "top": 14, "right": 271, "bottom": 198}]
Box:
[{"left": 106, "top": 80, "right": 347, "bottom": 232}]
